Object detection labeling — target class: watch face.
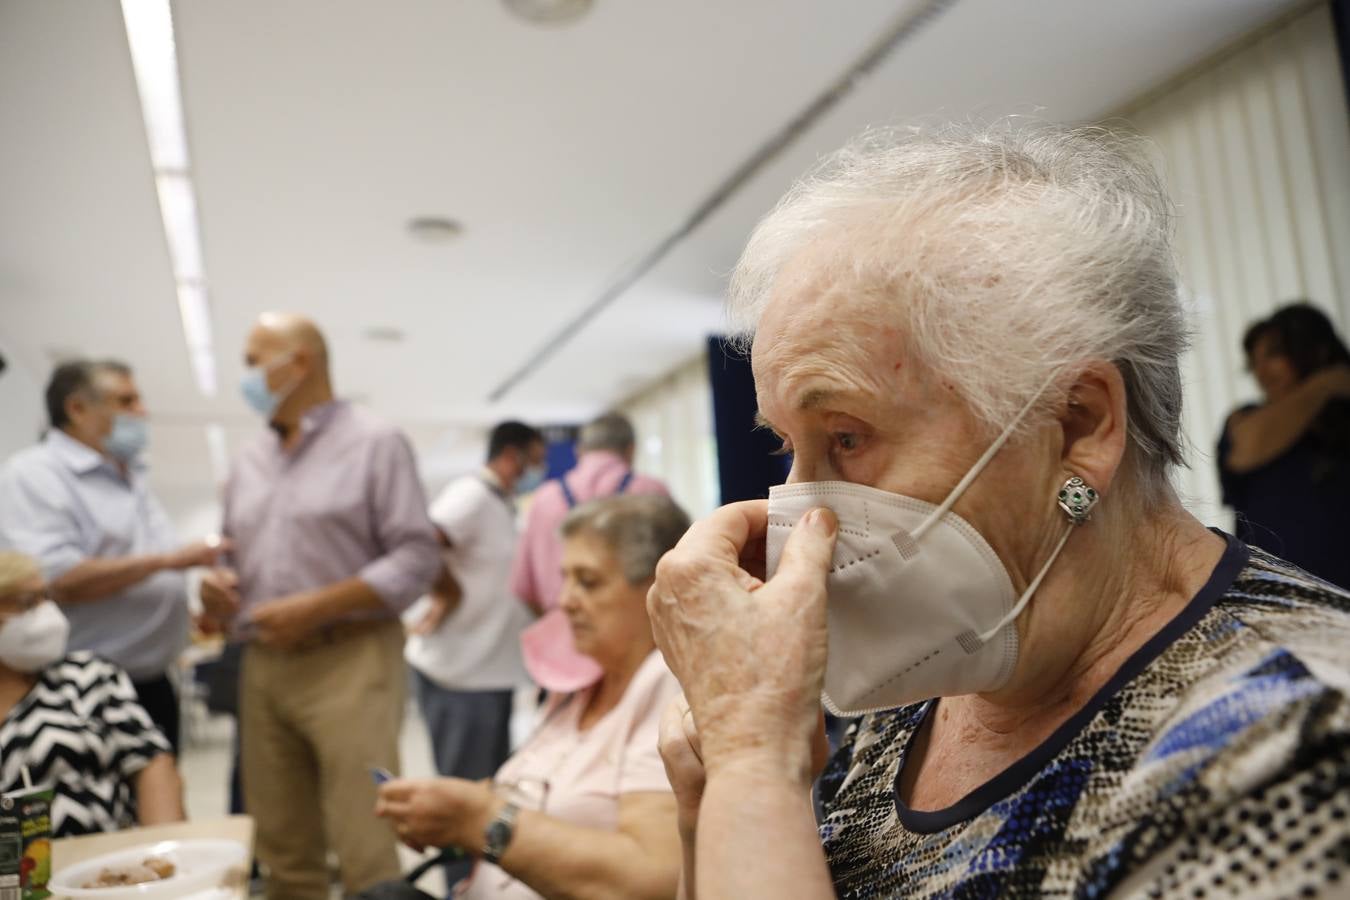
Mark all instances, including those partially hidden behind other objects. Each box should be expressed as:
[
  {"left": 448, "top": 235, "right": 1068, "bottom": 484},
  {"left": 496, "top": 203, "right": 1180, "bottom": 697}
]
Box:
[{"left": 487, "top": 820, "right": 512, "bottom": 846}]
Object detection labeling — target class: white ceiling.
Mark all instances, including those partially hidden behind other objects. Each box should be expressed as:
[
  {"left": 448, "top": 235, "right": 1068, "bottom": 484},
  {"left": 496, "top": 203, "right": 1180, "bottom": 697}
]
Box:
[{"left": 0, "top": 0, "right": 1303, "bottom": 525}]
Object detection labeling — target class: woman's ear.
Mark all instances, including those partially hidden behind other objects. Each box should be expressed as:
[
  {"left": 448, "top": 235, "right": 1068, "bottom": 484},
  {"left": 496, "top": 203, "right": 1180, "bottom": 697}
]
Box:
[{"left": 1058, "top": 361, "right": 1129, "bottom": 495}]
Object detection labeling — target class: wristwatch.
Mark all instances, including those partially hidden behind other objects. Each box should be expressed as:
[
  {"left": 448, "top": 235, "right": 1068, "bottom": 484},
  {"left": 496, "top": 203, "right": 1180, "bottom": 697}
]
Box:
[{"left": 482, "top": 801, "right": 520, "bottom": 864}]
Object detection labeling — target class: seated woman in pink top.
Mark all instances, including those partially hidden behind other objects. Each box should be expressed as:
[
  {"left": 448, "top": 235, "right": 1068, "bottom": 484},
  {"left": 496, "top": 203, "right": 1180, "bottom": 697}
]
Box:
[{"left": 377, "top": 494, "right": 689, "bottom": 900}]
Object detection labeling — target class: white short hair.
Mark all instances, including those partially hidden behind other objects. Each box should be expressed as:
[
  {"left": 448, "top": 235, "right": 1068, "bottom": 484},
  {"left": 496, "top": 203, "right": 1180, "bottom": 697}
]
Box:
[{"left": 728, "top": 120, "right": 1187, "bottom": 500}]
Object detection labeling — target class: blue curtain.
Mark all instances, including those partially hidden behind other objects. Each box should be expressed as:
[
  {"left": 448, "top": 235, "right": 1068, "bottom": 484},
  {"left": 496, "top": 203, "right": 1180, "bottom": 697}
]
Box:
[{"left": 706, "top": 336, "right": 791, "bottom": 504}]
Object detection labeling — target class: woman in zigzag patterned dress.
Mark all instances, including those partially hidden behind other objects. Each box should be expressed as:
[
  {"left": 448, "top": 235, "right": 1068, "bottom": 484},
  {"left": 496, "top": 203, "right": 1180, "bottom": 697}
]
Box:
[{"left": 0, "top": 551, "right": 184, "bottom": 837}]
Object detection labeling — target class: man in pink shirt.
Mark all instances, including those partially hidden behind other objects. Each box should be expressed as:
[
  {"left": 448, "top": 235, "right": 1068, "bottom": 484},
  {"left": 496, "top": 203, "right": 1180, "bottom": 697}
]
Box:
[{"left": 511, "top": 413, "right": 668, "bottom": 690}]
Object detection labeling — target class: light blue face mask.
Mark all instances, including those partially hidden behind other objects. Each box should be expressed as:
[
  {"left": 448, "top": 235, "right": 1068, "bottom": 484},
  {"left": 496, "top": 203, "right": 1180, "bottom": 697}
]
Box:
[
  {"left": 105, "top": 414, "right": 149, "bottom": 461},
  {"left": 515, "top": 463, "right": 547, "bottom": 495},
  {"left": 240, "top": 355, "right": 295, "bottom": 418}
]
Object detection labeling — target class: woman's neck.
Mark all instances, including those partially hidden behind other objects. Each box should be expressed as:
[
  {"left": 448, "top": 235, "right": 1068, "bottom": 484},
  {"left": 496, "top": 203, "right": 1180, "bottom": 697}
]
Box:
[
  {"left": 581, "top": 641, "right": 654, "bottom": 729},
  {"left": 0, "top": 665, "right": 37, "bottom": 722},
  {"left": 900, "top": 503, "right": 1226, "bottom": 810},
  {"left": 958, "top": 501, "right": 1224, "bottom": 739}
]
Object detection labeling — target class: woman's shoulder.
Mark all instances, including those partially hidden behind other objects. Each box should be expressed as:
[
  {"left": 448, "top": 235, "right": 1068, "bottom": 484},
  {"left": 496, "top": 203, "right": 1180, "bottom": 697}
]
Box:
[
  {"left": 35, "top": 653, "right": 136, "bottom": 705},
  {"left": 43, "top": 652, "right": 127, "bottom": 683},
  {"left": 1209, "top": 547, "right": 1350, "bottom": 687}
]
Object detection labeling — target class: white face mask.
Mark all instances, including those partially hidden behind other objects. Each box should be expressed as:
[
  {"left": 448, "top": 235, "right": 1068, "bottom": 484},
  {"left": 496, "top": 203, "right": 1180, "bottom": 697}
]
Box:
[
  {"left": 0, "top": 601, "right": 70, "bottom": 673},
  {"left": 765, "top": 385, "right": 1092, "bottom": 716}
]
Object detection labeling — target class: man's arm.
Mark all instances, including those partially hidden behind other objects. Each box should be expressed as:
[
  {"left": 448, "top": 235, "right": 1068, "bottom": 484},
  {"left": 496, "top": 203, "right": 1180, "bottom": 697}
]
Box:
[
  {"left": 1224, "top": 364, "right": 1350, "bottom": 472},
  {"left": 52, "top": 541, "right": 223, "bottom": 604},
  {"left": 410, "top": 563, "right": 463, "bottom": 635},
  {"left": 250, "top": 431, "right": 439, "bottom": 646},
  {"left": 134, "top": 753, "right": 185, "bottom": 826},
  {"left": 354, "top": 430, "right": 442, "bottom": 613}
]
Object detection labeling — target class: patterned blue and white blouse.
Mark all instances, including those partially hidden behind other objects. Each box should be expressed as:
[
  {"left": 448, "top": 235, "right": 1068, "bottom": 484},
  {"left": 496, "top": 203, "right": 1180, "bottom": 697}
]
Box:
[{"left": 817, "top": 534, "right": 1350, "bottom": 898}]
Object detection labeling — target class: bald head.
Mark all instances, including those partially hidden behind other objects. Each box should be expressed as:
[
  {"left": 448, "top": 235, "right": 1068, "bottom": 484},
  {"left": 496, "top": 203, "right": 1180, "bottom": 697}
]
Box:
[
  {"left": 252, "top": 312, "right": 329, "bottom": 368},
  {"left": 243, "top": 312, "right": 333, "bottom": 422}
]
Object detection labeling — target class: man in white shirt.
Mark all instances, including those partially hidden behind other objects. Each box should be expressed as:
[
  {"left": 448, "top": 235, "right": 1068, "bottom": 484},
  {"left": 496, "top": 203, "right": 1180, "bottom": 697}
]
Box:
[{"left": 403, "top": 421, "right": 545, "bottom": 883}]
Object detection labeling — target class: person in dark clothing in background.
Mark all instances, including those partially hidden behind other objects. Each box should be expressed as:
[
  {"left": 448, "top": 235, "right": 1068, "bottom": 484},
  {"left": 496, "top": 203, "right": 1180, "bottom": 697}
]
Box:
[{"left": 1218, "top": 302, "right": 1350, "bottom": 588}]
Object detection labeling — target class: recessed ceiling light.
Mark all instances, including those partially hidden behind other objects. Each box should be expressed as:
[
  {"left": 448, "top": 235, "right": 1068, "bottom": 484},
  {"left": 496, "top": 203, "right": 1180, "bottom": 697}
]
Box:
[
  {"left": 407, "top": 216, "right": 464, "bottom": 243},
  {"left": 502, "top": 0, "right": 593, "bottom": 26},
  {"left": 364, "top": 326, "right": 405, "bottom": 343}
]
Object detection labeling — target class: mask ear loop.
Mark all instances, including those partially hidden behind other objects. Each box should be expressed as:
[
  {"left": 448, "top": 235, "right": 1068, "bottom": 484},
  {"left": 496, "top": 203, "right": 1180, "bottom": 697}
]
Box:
[
  {"left": 976, "top": 475, "right": 1100, "bottom": 643},
  {"left": 911, "top": 372, "right": 1060, "bottom": 542},
  {"left": 976, "top": 521, "right": 1073, "bottom": 642}
]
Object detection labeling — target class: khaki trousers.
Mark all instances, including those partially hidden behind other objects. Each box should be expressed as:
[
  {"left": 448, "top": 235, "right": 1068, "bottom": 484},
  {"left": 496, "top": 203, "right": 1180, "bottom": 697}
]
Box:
[{"left": 241, "top": 621, "right": 406, "bottom": 900}]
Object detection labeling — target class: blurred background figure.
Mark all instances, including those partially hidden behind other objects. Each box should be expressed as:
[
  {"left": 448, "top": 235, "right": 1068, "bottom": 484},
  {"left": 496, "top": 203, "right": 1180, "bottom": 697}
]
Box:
[
  {"left": 403, "top": 420, "right": 544, "bottom": 891},
  {"left": 1219, "top": 302, "right": 1350, "bottom": 588},
  {"left": 511, "top": 413, "right": 668, "bottom": 694},
  {"left": 199, "top": 312, "right": 441, "bottom": 900},
  {"left": 0, "top": 550, "right": 184, "bottom": 837},
  {"left": 0, "top": 360, "right": 225, "bottom": 754},
  {"left": 377, "top": 494, "right": 689, "bottom": 900}
]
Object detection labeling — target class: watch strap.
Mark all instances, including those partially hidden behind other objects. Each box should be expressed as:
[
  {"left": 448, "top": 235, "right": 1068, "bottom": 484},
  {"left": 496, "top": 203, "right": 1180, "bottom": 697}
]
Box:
[{"left": 482, "top": 800, "right": 521, "bottom": 864}]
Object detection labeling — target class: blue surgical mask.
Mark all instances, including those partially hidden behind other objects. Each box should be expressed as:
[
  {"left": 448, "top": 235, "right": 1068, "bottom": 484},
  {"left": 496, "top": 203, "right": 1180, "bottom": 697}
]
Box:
[
  {"left": 240, "top": 367, "right": 280, "bottom": 418},
  {"left": 240, "top": 355, "right": 296, "bottom": 419},
  {"left": 516, "top": 464, "right": 547, "bottom": 495},
  {"left": 105, "top": 414, "right": 149, "bottom": 461}
]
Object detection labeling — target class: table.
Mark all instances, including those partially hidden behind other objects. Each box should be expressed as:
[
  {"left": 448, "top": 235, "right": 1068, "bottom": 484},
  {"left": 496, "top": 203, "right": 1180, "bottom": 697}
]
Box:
[{"left": 50, "top": 816, "right": 254, "bottom": 899}]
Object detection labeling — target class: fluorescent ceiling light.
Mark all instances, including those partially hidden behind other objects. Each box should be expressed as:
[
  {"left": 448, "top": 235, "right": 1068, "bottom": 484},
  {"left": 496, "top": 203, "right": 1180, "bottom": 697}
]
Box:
[
  {"left": 123, "top": 0, "right": 217, "bottom": 397},
  {"left": 154, "top": 173, "right": 203, "bottom": 282},
  {"left": 121, "top": 0, "right": 189, "bottom": 171},
  {"left": 177, "top": 283, "right": 217, "bottom": 396}
]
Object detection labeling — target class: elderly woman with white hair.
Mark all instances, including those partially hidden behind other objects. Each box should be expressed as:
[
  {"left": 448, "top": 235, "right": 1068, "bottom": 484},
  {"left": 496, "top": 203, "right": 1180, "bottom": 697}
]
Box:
[{"left": 648, "top": 123, "right": 1350, "bottom": 898}]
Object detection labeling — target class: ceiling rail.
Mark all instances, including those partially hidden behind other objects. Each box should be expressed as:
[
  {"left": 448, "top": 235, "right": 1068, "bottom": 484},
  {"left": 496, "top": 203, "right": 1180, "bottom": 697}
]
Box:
[{"left": 487, "top": 0, "right": 958, "bottom": 402}]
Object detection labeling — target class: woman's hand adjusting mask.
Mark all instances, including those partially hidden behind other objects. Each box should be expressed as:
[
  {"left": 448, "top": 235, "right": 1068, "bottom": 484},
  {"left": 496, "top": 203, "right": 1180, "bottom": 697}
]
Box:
[{"left": 646, "top": 500, "right": 838, "bottom": 788}]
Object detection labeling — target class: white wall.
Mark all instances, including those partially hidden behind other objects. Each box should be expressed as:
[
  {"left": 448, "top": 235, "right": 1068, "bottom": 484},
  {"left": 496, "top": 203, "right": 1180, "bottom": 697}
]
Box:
[
  {"left": 619, "top": 352, "right": 720, "bottom": 519},
  {"left": 1120, "top": 1, "right": 1350, "bottom": 524},
  {"left": 0, "top": 340, "right": 45, "bottom": 459}
]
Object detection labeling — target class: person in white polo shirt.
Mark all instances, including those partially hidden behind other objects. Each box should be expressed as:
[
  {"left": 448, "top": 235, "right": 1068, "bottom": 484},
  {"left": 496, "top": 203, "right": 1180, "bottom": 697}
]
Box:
[{"left": 404, "top": 420, "right": 546, "bottom": 888}]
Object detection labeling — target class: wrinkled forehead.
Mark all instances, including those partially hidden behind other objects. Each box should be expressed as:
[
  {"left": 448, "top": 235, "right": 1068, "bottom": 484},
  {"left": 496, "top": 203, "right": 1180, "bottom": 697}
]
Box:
[{"left": 751, "top": 253, "right": 909, "bottom": 393}]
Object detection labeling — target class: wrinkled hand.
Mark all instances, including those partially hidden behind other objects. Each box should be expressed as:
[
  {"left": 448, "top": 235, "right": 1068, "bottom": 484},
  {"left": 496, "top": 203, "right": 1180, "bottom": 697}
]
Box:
[
  {"left": 410, "top": 592, "right": 456, "bottom": 636},
  {"left": 660, "top": 692, "right": 833, "bottom": 839},
  {"left": 659, "top": 694, "right": 706, "bottom": 839},
  {"left": 198, "top": 567, "right": 241, "bottom": 629},
  {"left": 249, "top": 592, "right": 324, "bottom": 649},
  {"left": 375, "top": 777, "right": 499, "bottom": 853},
  {"left": 164, "top": 536, "right": 232, "bottom": 571},
  {"left": 647, "top": 501, "right": 837, "bottom": 786}
]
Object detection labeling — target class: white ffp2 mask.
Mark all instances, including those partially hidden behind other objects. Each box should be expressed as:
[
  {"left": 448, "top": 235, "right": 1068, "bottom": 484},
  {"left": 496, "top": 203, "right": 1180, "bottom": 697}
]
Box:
[
  {"left": 765, "top": 387, "right": 1080, "bottom": 716},
  {"left": 0, "top": 601, "right": 69, "bottom": 673}
]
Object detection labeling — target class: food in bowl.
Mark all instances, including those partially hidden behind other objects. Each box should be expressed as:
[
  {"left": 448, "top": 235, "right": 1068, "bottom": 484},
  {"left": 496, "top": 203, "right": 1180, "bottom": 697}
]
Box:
[{"left": 82, "top": 856, "right": 176, "bottom": 887}]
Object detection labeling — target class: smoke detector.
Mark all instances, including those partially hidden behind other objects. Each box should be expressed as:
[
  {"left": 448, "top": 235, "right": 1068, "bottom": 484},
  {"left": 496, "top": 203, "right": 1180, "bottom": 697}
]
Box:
[{"left": 503, "top": 0, "right": 593, "bottom": 26}]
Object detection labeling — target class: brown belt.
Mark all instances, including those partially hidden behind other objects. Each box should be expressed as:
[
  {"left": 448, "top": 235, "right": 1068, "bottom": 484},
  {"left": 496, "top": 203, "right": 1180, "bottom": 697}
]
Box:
[{"left": 283, "top": 618, "right": 395, "bottom": 653}]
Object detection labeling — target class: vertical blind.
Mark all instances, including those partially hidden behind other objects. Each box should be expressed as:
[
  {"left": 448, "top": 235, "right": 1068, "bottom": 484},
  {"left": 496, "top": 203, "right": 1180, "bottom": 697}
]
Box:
[
  {"left": 1121, "top": 1, "right": 1350, "bottom": 524},
  {"left": 620, "top": 354, "right": 721, "bottom": 518}
]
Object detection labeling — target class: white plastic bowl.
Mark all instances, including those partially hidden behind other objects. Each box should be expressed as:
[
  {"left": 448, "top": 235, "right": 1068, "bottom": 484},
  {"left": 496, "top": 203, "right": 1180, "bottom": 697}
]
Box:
[{"left": 48, "top": 838, "right": 247, "bottom": 899}]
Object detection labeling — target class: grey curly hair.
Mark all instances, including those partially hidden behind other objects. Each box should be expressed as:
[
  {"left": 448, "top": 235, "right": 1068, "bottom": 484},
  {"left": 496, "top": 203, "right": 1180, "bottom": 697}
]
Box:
[{"left": 561, "top": 494, "right": 691, "bottom": 585}]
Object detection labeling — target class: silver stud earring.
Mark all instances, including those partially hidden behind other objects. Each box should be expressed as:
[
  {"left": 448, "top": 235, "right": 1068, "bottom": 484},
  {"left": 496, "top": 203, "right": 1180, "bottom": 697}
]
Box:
[{"left": 1057, "top": 476, "right": 1099, "bottom": 525}]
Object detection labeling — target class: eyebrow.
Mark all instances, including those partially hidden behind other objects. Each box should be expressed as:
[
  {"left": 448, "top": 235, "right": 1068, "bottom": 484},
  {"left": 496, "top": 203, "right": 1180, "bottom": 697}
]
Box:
[
  {"left": 797, "top": 388, "right": 837, "bottom": 410},
  {"left": 753, "top": 387, "right": 841, "bottom": 432}
]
